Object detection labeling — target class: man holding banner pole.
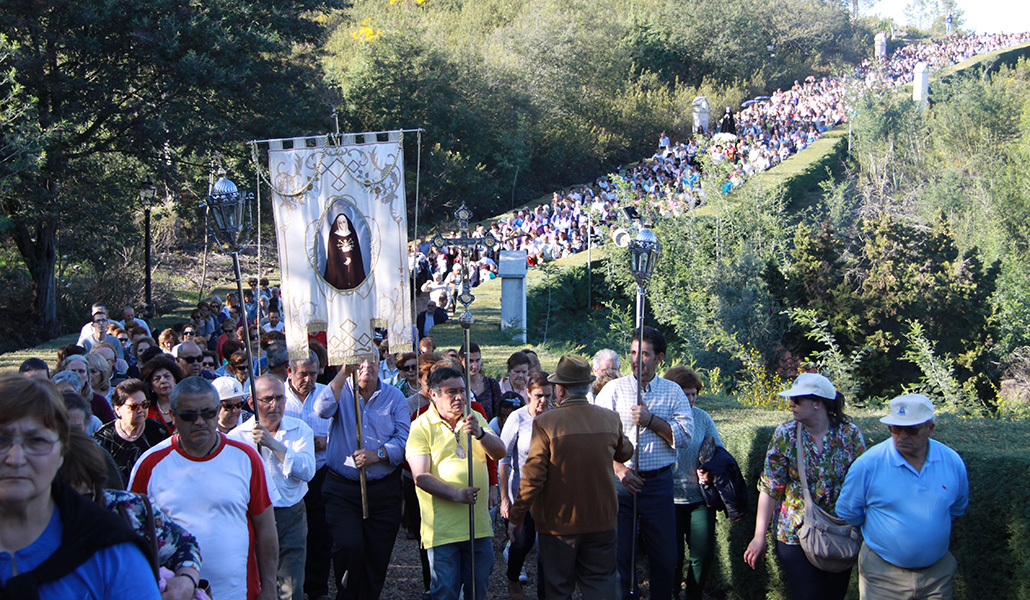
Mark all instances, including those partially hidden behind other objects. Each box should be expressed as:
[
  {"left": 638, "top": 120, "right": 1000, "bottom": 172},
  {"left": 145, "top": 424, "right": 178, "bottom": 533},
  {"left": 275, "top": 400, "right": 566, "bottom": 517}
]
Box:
[{"left": 314, "top": 351, "right": 410, "bottom": 600}]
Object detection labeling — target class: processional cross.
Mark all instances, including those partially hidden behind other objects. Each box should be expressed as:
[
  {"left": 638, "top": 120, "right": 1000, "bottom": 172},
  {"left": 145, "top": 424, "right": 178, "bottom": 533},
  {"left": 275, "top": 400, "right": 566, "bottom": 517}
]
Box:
[{"left": 430, "top": 203, "right": 496, "bottom": 599}]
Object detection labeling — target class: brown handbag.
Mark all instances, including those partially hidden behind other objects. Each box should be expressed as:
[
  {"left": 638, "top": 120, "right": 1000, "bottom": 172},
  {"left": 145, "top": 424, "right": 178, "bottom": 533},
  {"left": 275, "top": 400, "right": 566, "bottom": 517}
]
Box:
[{"left": 794, "top": 422, "right": 861, "bottom": 573}]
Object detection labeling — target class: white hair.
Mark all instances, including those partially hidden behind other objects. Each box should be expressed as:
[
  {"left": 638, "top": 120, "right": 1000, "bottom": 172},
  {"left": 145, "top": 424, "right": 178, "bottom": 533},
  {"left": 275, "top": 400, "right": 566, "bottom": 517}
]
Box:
[{"left": 592, "top": 348, "right": 620, "bottom": 371}]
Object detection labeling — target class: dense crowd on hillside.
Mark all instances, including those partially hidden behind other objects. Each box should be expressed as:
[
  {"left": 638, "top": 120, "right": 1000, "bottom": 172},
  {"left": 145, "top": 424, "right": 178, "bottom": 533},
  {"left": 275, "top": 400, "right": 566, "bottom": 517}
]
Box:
[{"left": 413, "top": 31, "right": 1030, "bottom": 299}]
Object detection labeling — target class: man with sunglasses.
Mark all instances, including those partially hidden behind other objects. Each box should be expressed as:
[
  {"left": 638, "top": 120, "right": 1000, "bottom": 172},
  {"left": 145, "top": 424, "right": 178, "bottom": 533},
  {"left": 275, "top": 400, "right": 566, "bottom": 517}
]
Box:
[
  {"left": 175, "top": 341, "right": 216, "bottom": 380},
  {"left": 837, "top": 394, "right": 969, "bottom": 600},
  {"left": 131, "top": 377, "right": 279, "bottom": 600}
]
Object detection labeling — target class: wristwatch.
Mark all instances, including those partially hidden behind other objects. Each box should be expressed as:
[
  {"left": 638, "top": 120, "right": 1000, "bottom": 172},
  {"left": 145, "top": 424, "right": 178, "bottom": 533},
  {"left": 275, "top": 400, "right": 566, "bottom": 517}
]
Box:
[
  {"left": 377, "top": 447, "right": 387, "bottom": 460},
  {"left": 474, "top": 427, "right": 486, "bottom": 440}
]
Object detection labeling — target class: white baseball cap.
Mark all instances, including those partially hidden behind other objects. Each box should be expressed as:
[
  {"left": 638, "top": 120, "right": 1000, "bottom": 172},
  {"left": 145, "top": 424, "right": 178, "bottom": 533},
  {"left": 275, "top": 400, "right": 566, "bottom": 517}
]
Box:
[
  {"left": 778, "top": 373, "right": 836, "bottom": 401},
  {"left": 213, "top": 376, "right": 245, "bottom": 402},
  {"left": 880, "top": 394, "right": 935, "bottom": 426}
]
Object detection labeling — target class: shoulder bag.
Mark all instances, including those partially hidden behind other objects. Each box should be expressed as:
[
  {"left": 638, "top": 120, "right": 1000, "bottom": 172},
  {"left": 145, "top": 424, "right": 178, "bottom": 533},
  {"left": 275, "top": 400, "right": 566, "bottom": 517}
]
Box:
[{"left": 794, "top": 422, "right": 861, "bottom": 573}]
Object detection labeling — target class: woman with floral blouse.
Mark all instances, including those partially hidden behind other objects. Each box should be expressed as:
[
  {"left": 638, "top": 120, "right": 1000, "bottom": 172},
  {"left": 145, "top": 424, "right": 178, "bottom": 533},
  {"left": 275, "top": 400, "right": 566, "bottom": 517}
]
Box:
[{"left": 743, "top": 373, "right": 866, "bottom": 600}]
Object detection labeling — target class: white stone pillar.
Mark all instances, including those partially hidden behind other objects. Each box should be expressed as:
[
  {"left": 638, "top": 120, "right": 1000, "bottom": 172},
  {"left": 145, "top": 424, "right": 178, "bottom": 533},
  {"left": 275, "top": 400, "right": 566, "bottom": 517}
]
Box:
[
  {"left": 913, "top": 62, "right": 929, "bottom": 109},
  {"left": 692, "top": 97, "right": 710, "bottom": 136},
  {"left": 875, "top": 32, "right": 887, "bottom": 59},
  {"left": 499, "top": 251, "right": 528, "bottom": 343}
]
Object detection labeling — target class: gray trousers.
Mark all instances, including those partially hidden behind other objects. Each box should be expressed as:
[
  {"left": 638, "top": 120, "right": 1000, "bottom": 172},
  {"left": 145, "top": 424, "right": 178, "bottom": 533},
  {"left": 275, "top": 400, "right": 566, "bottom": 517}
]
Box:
[
  {"left": 537, "top": 529, "right": 617, "bottom": 600},
  {"left": 275, "top": 501, "right": 308, "bottom": 600}
]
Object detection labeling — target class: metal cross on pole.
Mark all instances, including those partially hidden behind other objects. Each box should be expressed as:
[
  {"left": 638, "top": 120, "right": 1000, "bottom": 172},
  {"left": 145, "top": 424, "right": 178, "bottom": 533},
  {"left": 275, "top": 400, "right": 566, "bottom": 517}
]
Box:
[{"left": 431, "top": 202, "right": 496, "bottom": 599}]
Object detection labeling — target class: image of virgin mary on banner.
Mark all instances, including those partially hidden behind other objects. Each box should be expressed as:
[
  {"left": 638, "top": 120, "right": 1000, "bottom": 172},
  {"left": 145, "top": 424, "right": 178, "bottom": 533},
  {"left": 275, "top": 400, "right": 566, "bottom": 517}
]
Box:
[{"left": 265, "top": 131, "right": 412, "bottom": 365}]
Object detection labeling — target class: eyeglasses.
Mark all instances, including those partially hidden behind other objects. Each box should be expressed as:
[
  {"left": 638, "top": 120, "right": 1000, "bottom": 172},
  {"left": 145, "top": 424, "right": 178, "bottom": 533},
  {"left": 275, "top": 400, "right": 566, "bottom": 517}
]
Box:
[
  {"left": 401, "top": 365, "right": 417, "bottom": 371},
  {"left": 182, "top": 330, "right": 196, "bottom": 336},
  {"left": 118, "top": 337, "right": 130, "bottom": 344},
  {"left": 256, "top": 394, "right": 286, "bottom": 405},
  {"left": 124, "top": 401, "right": 152, "bottom": 413},
  {"left": 179, "top": 355, "right": 202, "bottom": 364},
  {"left": 0, "top": 434, "right": 59, "bottom": 456},
  {"left": 173, "top": 407, "right": 219, "bottom": 422},
  {"left": 93, "top": 318, "right": 108, "bottom": 325},
  {"left": 220, "top": 402, "right": 245, "bottom": 411}
]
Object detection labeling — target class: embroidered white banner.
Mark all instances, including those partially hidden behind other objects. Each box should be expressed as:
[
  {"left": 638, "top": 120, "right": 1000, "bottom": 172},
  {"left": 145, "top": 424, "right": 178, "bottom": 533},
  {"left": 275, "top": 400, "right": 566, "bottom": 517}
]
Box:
[{"left": 267, "top": 131, "right": 411, "bottom": 365}]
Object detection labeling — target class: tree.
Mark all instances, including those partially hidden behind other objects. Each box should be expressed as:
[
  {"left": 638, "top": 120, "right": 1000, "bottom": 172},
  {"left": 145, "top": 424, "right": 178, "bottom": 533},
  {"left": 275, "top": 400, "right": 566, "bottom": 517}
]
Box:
[{"left": 0, "top": 0, "right": 337, "bottom": 334}]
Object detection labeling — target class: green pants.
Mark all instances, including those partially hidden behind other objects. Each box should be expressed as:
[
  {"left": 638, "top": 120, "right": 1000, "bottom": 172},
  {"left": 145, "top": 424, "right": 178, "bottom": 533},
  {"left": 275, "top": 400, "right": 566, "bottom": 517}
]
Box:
[{"left": 674, "top": 502, "right": 717, "bottom": 600}]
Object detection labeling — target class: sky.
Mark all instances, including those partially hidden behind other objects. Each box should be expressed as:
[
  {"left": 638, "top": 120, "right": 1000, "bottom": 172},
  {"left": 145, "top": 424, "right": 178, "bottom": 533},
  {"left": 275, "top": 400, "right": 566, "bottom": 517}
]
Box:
[{"left": 871, "top": 0, "right": 1030, "bottom": 34}]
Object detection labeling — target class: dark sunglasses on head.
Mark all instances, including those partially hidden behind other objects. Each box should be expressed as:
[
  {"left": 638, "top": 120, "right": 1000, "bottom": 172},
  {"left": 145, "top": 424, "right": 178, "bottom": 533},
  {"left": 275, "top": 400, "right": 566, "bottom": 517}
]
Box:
[
  {"left": 174, "top": 407, "right": 219, "bottom": 422},
  {"left": 179, "top": 355, "right": 203, "bottom": 363},
  {"left": 220, "top": 402, "right": 245, "bottom": 411}
]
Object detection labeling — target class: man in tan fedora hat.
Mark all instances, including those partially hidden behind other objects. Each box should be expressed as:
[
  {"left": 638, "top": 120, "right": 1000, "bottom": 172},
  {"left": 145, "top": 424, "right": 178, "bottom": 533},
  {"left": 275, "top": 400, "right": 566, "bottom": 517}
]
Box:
[{"left": 508, "top": 354, "right": 634, "bottom": 599}]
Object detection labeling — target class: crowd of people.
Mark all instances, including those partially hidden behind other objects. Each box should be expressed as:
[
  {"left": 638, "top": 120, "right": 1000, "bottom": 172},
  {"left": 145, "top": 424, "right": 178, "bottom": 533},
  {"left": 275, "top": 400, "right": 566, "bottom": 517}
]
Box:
[
  {"left": 8, "top": 290, "right": 971, "bottom": 600},
  {"left": 2, "top": 30, "right": 1004, "bottom": 600}
]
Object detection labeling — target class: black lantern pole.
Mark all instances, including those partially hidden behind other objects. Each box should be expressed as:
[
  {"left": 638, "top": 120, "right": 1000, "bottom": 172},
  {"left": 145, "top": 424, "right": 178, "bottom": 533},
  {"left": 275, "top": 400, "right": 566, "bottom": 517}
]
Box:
[
  {"left": 202, "top": 170, "right": 258, "bottom": 404},
  {"left": 627, "top": 226, "right": 660, "bottom": 599},
  {"left": 140, "top": 178, "right": 158, "bottom": 320}
]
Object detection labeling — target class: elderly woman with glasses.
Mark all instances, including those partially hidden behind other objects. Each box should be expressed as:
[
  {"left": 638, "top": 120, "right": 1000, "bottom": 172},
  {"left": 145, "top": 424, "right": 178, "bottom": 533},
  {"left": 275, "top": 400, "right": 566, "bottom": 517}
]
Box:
[
  {"left": 93, "top": 379, "right": 171, "bottom": 487},
  {"left": 0, "top": 374, "right": 161, "bottom": 599}
]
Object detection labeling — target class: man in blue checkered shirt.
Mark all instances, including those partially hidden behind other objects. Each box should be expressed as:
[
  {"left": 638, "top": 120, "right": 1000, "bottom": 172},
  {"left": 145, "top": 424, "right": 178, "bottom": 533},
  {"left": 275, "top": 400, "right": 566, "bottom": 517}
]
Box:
[{"left": 593, "top": 326, "right": 693, "bottom": 600}]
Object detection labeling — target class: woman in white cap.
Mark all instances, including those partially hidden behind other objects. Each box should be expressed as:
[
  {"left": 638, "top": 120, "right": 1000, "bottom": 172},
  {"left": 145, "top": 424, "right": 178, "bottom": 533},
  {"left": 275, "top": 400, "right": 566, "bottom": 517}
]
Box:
[
  {"left": 212, "top": 376, "right": 250, "bottom": 435},
  {"left": 743, "top": 373, "right": 866, "bottom": 600}
]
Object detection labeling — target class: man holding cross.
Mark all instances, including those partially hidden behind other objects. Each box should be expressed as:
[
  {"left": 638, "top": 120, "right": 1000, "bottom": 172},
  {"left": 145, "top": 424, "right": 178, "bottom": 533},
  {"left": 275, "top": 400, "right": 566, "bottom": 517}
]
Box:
[{"left": 406, "top": 366, "right": 506, "bottom": 600}]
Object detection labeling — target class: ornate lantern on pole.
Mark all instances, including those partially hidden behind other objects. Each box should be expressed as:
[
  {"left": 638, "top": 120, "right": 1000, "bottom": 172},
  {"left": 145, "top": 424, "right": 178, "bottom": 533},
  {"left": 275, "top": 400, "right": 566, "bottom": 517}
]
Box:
[
  {"left": 139, "top": 178, "right": 158, "bottom": 319},
  {"left": 202, "top": 170, "right": 258, "bottom": 402},
  {"left": 626, "top": 225, "right": 660, "bottom": 599}
]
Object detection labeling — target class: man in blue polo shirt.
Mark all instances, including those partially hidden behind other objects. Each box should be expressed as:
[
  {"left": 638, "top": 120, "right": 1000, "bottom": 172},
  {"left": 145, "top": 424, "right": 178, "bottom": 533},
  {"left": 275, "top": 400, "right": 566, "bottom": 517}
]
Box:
[{"left": 837, "top": 394, "right": 969, "bottom": 600}]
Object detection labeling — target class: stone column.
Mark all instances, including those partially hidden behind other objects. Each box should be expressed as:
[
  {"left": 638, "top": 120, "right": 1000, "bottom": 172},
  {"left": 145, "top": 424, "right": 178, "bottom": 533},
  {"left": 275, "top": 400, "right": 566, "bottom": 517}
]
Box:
[
  {"left": 692, "top": 97, "right": 710, "bottom": 136},
  {"left": 875, "top": 32, "right": 887, "bottom": 59},
  {"left": 913, "top": 62, "right": 929, "bottom": 109},
  {"left": 499, "top": 251, "right": 528, "bottom": 343}
]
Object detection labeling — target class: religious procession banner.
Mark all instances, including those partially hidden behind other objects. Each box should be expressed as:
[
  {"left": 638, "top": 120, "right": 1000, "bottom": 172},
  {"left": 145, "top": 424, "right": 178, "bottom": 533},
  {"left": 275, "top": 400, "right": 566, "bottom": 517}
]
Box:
[{"left": 264, "top": 131, "right": 411, "bottom": 365}]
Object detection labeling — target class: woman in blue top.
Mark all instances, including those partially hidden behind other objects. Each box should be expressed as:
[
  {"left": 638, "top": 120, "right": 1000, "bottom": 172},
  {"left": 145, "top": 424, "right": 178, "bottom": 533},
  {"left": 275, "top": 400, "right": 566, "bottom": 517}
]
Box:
[
  {"left": 0, "top": 374, "right": 160, "bottom": 600},
  {"left": 666, "top": 366, "right": 723, "bottom": 600}
]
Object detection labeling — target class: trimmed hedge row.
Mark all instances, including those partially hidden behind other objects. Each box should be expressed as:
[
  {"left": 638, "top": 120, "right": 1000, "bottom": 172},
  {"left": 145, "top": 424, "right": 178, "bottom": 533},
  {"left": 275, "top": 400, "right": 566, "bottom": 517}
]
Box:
[{"left": 700, "top": 396, "right": 1030, "bottom": 599}]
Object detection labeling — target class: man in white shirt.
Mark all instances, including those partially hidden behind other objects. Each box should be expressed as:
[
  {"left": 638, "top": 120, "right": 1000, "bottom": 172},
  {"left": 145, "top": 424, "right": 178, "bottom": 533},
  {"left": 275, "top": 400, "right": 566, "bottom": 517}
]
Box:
[
  {"left": 262, "top": 309, "right": 286, "bottom": 334},
  {"left": 231, "top": 375, "right": 316, "bottom": 600},
  {"left": 282, "top": 352, "right": 333, "bottom": 600}
]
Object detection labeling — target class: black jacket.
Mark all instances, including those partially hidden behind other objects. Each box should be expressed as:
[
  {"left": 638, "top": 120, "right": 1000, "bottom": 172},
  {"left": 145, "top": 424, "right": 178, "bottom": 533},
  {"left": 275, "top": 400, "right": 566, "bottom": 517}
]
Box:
[{"left": 698, "top": 438, "right": 749, "bottom": 523}]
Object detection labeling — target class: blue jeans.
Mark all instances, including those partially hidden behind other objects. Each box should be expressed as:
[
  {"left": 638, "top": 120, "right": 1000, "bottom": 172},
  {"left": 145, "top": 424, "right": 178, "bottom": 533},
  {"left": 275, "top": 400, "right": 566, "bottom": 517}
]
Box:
[
  {"left": 427, "top": 537, "right": 493, "bottom": 600},
  {"left": 616, "top": 468, "right": 676, "bottom": 600}
]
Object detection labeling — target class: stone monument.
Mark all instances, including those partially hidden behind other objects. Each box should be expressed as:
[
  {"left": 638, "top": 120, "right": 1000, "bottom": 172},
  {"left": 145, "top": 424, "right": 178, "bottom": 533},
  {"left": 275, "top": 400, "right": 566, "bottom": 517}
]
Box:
[
  {"left": 875, "top": 32, "right": 887, "bottom": 59},
  {"left": 913, "top": 62, "right": 929, "bottom": 109},
  {"left": 498, "top": 250, "right": 528, "bottom": 343},
  {"left": 692, "top": 96, "right": 710, "bottom": 135}
]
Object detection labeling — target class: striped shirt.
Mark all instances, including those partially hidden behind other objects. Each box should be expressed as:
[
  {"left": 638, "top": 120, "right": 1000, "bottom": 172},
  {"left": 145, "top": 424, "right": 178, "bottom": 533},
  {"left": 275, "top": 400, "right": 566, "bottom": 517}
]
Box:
[{"left": 593, "top": 375, "right": 693, "bottom": 471}]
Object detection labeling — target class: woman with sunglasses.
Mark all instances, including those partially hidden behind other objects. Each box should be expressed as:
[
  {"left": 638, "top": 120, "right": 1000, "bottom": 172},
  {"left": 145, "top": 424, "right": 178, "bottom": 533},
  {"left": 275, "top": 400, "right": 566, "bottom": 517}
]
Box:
[
  {"left": 94, "top": 379, "right": 171, "bottom": 487},
  {"left": 391, "top": 352, "right": 419, "bottom": 397},
  {"left": 744, "top": 373, "right": 866, "bottom": 600}
]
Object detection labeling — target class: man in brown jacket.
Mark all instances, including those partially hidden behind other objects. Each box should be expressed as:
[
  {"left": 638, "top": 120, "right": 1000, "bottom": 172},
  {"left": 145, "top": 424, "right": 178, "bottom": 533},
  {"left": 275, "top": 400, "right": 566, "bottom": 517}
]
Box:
[{"left": 508, "top": 354, "right": 634, "bottom": 599}]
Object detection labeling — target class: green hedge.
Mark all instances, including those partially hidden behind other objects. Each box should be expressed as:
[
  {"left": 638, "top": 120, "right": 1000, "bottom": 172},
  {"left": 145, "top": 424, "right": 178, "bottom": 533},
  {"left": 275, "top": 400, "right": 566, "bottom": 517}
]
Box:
[{"left": 700, "top": 397, "right": 1030, "bottom": 599}]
